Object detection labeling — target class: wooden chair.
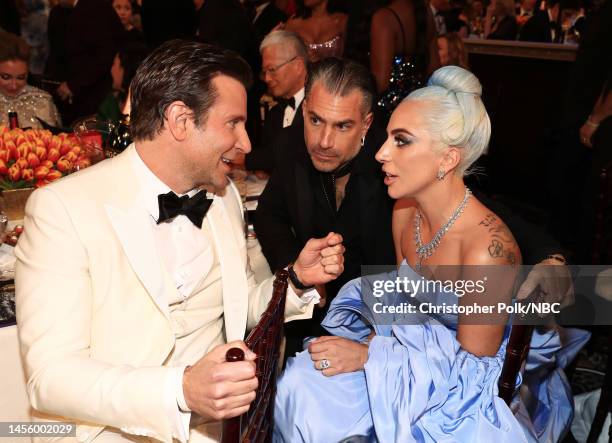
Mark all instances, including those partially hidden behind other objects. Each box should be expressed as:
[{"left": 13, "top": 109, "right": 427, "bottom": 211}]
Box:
[
  {"left": 221, "top": 270, "right": 288, "bottom": 443},
  {"left": 587, "top": 159, "right": 612, "bottom": 442},
  {"left": 498, "top": 323, "right": 534, "bottom": 405}
]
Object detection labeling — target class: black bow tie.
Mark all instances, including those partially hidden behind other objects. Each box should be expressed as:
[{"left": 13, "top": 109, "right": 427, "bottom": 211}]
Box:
[
  {"left": 157, "top": 190, "right": 212, "bottom": 228},
  {"left": 277, "top": 96, "right": 295, "bottom": 110}
]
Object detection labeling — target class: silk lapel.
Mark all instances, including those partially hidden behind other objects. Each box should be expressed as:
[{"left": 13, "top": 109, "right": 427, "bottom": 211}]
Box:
[
  {"left": 103, "top": 146, "right": 174, "bottom": 319},
  {"left": 206, "top": 188, "right": 249, "bottom": 341}
]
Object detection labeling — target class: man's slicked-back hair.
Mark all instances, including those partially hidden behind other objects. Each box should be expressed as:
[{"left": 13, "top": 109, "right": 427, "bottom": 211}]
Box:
[
  {"left": 130, "top": 39, "right": 253, "bottom": 141},
  {"left": 305, "top": 57, "right": 375, "bottom": 116}
]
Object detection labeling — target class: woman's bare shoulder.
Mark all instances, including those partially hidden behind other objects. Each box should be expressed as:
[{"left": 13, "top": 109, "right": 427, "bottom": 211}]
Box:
[{"left": 462, "top": 201, "right": 521, "bottom": 266}]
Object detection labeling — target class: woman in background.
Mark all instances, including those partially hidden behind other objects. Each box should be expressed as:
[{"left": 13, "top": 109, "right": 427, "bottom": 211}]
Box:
[
  {"left": 0, "top": 31, "right": 61, "bottom": 129},
  {"left": 437, "top": 32, "right": 469, "bottom": 68},
  {"left": 370, "top": 0, "right": 439, "bottom": 116},
  {"left": 285, "top": 0, "right": 348, "bottom": 61},
  {"left": 112, "top": 0, "right": 145, "bottom": 44}
]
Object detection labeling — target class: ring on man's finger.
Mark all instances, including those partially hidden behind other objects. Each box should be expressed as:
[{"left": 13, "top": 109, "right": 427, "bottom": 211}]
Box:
[{"left": 319, "top": 359, "right": 331, "bottom": 370}]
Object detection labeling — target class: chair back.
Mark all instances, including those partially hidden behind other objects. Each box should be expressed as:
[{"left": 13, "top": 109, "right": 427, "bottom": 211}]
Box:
[
  {"left": 221, "top": 270, "right": 289, "bottom": 443},
  {"left": 592, "top": 159, "right": 612, "bottom": 264},
  {"left": 498, "top": 323, "right": 534, "bottom": 405}
]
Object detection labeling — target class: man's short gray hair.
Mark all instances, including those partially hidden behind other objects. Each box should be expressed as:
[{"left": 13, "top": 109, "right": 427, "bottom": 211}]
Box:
[
  {"left": 305, "top": 57, "right": 376, "bottom": 116},
  {"left": 259, "top": 30, "right": 308, "bottom": 60},
  {"left": 404, "top": 65, "right": 491, "bottom": 176}
]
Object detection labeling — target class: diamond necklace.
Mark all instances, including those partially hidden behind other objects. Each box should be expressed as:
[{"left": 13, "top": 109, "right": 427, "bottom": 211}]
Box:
[{"left": 414, "top": 187, "right": 471, "bottom": 271}]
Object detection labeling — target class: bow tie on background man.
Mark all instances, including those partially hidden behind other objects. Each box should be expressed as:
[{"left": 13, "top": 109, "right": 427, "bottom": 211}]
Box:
[
  {"left": 157, "top": 190, "right": 213, "bottom": 228},
  {"left": 276, "top": 96, "right": 296, "bottom": 110}
]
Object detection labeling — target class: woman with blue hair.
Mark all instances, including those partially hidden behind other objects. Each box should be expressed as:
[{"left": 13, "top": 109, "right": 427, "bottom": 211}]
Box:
[{"left": 273, "top": 65, "right": 588, "bottom": 442}]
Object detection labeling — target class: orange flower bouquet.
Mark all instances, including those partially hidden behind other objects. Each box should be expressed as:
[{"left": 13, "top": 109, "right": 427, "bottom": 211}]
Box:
[{"left": 0, "top": 125, "right": 95, "bottom": 190}]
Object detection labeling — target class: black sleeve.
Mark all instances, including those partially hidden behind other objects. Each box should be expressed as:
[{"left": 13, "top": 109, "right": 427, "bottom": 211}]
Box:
[{"left": 253, "top": 169, "right": 303, "bottom": 272}]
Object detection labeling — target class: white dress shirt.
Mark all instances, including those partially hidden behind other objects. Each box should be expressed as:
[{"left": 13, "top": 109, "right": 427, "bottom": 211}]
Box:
[
  {"left": 131, "top": 148, "right": 218, "bottom": 441},
  {"left": 283, "top": 87, "right": 305, "bottom": 128}
]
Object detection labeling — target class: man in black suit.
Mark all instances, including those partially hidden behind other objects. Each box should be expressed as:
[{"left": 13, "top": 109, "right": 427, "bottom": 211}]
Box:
[
  {"left": 245, "top": 30, "right": 308, "bottom": 173},
  {"left": 255, "top": 58, "right": 396, "bottom": 356},
  {"left": 55, "top": 0, "right": 124, "bottom": 124},
  {"left": 519, "top": 0, "right": 578, "bottom": 43}
]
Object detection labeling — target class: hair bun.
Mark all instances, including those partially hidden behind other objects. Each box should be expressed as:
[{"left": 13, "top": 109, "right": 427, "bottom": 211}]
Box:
[{"left": 427, "top": 66, "right": 482, "bottom": 97}]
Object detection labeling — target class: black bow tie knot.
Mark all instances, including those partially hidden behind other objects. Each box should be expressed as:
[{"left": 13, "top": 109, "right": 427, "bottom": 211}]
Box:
[
  {"left": 277, "top": 96, "right": 296, "bottom": 110},
  {"left": 157, "top": 190, "right": 212, "bottom": 228}
]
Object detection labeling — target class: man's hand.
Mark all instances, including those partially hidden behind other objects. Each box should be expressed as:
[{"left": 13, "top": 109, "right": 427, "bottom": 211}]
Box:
[
  {"left": 308, "top": 336, "right": 368, "bottom": 376},
  {"left": 182, "top": 341, "right": 258, "bottom": 421},
  {"left": 56, "top": 82, "right": 73, "bottom": 102},
  {"left": 293, "top": 232, "right": 344, "bottom": 287},
  {"left": 516, "top": 256, "right": 574, "bottom": 313}
]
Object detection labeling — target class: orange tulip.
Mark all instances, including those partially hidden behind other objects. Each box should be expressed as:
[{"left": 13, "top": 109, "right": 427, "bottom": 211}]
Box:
[
  {"left": 48, "top": 136, "right": 61, "bottom": 151},
  {"left": 60, "top": 141, "right": 73, "bottom": 155},
  {"left": 34, "top": 165, "right": 50, "bottom": 180},
  {"left": 41, "top": 160, "right": 54, "bottom": 169},
  {"left": 27, "top": 152, "right": 41, "bottom": 168},
  {"left": 35, "top": 145, "right": 47, "bottom": 160},
  {"left": 16, "top": 158, "right": 29, "bottom": 170},
  {"left": 46, "top": 148, "right": 60, "bottom": 163},
  {"left": 8, "top": 164, "right": 21, "bottom": 181},
  {"left": 21, "top": 168, "right": 34, "bottom": 181},
  {"left": 56, "top": 157, "right": 72, "bottom": 173},
  {"left": 46, "top": 170, "right": 62, "bottom": 181},
  {"left": 0, "top": 149, "right": 9, "bottom": 163},
  {"left": 64, "top": 151, "right": 78, "bottom": 163},
  {"left": 0, "top": 159, "right": 8, "bottom": 175},
  {"left": 35, "top": 179, "right": 50, "bottom": 188}
]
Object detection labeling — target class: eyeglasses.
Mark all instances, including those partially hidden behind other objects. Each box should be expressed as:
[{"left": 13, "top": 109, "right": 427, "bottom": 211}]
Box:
[{"left": 260, "top": 56, "right": 298, "bottom": 78}]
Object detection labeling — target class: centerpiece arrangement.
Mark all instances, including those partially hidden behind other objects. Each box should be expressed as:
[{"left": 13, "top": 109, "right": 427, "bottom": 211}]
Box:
[
  {"left": 0, "top": 126, "right": 94, "bottom": 190},
  {"left": 0, "top": 124, "right": 106, "bottom": 220}
]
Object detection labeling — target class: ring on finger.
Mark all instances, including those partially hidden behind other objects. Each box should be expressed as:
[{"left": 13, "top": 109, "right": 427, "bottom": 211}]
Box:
[{"left": 319, "top": 358, "right": 331, "bottom": 370}]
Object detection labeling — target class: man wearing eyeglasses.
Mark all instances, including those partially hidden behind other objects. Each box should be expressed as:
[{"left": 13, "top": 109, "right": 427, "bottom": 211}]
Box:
[{"left": 245, "top": 30, "right": 308, "bottom": 173}]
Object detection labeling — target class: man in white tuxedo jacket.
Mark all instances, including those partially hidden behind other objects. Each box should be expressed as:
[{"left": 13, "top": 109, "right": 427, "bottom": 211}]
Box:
[{"left": 15, "top": 40, "right": 345, "bottom": 443}]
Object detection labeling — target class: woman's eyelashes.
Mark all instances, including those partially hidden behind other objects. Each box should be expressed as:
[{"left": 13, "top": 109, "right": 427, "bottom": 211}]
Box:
[{"left": 393, "top": 134, "right": 412, "bottom": 147}]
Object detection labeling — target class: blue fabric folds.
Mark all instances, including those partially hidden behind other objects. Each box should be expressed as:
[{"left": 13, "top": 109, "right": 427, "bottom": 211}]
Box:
[{"left": 273, "top": 264, "right": 589, "bottom": 443}]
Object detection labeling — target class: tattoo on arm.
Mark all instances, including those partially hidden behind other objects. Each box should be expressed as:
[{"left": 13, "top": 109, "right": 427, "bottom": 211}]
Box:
[{"left": 480, "top": 214, "right": 517, "bottom": 265}]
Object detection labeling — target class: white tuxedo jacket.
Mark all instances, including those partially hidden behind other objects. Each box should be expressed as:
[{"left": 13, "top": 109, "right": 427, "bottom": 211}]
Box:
[{"left": 15, "top": 145, "right": 315, "bottom": 443}]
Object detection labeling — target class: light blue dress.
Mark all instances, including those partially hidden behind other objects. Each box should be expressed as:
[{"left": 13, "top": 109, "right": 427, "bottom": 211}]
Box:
[{"left": 274, "top": 263, "right": 589, "bottom": 443}]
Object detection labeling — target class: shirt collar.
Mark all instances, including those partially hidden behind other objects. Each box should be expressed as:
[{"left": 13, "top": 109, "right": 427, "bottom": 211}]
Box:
[
  {"left": 129, "top": 144, "right": 200, "bottom": 221},
  {"left": 294, "top": 87, "right": 305, "bottom": 109}
]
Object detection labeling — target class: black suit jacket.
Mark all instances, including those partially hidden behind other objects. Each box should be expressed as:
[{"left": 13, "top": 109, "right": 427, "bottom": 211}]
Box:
[
  {"left": 246, "top": 101, "right": 304, "bottom": 172},
  {"left": 519, "top": 11, "right": 560, "bottom": 43},
  {"left": 252, "top": 3, "right": 287, "bottom": 44},
  {"left": 254, "top": 120, "right": 396, "bottom": 277},
  {"left": 64, "top": 0, "right": 124, "bottom": 123}
]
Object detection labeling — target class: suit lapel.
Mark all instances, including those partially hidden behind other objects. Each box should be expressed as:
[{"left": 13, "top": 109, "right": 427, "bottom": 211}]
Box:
[
  {"left": 102, "top": 146, "right": 174, "bottom": 319},
  {"left": 294, "top": 158, "right": 315, "bottom": 241},
  {"left": 206, "top": 187, "right": 249, "bottom": 341}
]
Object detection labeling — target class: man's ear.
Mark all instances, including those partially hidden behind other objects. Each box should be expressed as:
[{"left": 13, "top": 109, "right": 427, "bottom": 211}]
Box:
[
  {"left": 362, "top": 111, "right": 374, "bottom": 136},
  {"left": 164, "top": 101, "right": 194, "bottom": 141}
]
